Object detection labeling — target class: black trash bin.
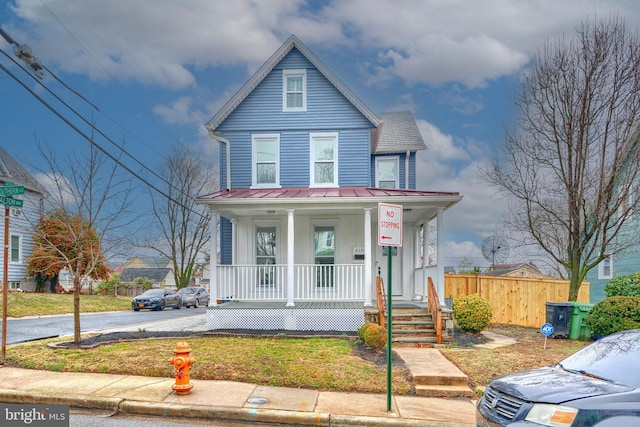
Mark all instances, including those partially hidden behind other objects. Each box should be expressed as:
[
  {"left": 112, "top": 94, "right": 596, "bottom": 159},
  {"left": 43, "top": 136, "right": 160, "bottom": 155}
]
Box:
[{"left": 545, "top": 302, "right": 572, "bottom": 338}]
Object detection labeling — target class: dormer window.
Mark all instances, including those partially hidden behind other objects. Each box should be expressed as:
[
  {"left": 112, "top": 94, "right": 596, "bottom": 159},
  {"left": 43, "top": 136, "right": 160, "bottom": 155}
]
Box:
[{"left": 283, "top": 69, "right": 306, "bottom": 112}]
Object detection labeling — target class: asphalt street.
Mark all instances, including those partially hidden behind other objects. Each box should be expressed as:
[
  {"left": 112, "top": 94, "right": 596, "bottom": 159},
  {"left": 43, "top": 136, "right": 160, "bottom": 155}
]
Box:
[{"left": 2, "top": 307, "right": 208, "bottom": 344}]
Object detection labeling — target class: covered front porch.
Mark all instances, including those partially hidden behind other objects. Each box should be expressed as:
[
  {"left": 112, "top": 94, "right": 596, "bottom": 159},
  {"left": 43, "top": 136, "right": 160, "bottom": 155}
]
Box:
[{"left": 198, "top": 187, "right": 461, "bottom": 332}]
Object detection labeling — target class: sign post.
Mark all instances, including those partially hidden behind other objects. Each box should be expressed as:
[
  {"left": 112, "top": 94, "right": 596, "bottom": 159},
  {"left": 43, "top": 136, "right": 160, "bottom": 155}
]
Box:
[
  {"left": 1, "top": 182, "right": 25, "bottom": 365},
  {"left": 378, "top": 203, "right": 403, "bottom": 411}
]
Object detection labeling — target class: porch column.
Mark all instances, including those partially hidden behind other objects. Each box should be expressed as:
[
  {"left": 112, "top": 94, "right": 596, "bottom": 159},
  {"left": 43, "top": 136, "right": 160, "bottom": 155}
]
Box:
[
  {"left": 436, "top": 208, "right": 445, "bottom": 305},
  {"left": 209, "top": 212, "right": 218, "bottom": 307},
  {"left": 422, "top": 221, "right": 429, "bottom": 302},
  {"left": 286, "top": 209, "right": 295, "bottom": 307},
  {"left": 230, "top": 218, "right": 237, "bottom": 264},
  {"left": 363, "top": 208, "right": 372, "bottom": 307}
]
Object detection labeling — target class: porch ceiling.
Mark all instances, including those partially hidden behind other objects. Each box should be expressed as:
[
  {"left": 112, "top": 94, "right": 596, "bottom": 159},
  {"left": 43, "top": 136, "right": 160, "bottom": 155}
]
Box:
[{"left": 196, "top": 186, "right": 462, "bottom": 223}]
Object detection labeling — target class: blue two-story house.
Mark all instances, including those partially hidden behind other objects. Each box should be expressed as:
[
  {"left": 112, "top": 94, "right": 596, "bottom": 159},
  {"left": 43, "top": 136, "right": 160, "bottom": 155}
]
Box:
[{"left": 197, "top": 35, "right": 462, "bottom": 331}]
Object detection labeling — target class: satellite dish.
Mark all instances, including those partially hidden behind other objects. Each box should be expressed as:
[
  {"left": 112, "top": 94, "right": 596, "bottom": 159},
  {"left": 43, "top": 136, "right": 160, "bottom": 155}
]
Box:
[{"left": 481, "top": 235, "right": 509, "bottom": 269}]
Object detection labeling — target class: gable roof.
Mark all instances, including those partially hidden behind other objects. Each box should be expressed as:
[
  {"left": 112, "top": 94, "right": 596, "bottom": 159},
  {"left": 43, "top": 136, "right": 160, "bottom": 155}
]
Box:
[
  {"left": 0, "top": 147, "right": 47, "bottom": 194},
  {"left": 373, "top": 111, "right": 427, "bottom": 154},
  {"left": 206, "top": 34, "right": 381, "bottom": 132}
]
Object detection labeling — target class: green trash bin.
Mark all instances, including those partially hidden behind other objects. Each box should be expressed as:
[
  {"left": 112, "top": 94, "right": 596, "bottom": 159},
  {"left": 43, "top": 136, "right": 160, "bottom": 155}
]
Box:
[{"left": 569, "top": 302, "right": 594, "bottom": 340}]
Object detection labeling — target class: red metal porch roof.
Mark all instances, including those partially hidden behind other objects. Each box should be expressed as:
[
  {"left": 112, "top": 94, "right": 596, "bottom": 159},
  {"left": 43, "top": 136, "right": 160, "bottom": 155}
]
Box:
[{"left": 197, "top": 186, "right": 460, "bottom": 201}]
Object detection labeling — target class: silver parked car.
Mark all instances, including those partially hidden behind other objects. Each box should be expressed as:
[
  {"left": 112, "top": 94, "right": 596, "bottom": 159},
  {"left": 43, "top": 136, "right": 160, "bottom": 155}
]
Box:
[
  {"left": 178, "top": 286, "right": 210, "bottom": 308},
  {"left": 477, "top": 329, "right": 640, "bottom": 426}
]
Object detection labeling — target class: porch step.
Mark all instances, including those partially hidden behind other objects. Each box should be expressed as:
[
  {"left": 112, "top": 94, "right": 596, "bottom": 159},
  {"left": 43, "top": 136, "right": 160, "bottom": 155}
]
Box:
[
  {"left": 394, "top": 348, "right": 475, "bottom": 399},
  {"left": 389, "top": 307, "right": 438, "bottom": 348}
]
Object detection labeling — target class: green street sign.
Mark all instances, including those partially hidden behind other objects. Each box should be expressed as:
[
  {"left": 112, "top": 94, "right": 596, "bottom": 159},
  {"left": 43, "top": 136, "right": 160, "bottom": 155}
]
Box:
[
  {"left": 0, "top": 195, "right": 24, "bottom": 208},
  {"left": 0, "top": 185, "right": 25, "bottom": 196}
]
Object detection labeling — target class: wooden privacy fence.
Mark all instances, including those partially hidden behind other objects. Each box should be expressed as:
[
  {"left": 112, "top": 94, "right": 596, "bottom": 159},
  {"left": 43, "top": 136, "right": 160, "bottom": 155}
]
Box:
[{"left": 444, "top": 274, "right": 590, "bottom": 328}]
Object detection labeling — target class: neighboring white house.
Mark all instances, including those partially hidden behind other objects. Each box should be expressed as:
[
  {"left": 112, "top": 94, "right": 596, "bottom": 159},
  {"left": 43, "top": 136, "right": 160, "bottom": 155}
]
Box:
[{"left": 0, "top": 147, "right": 47, "bottom": 291}]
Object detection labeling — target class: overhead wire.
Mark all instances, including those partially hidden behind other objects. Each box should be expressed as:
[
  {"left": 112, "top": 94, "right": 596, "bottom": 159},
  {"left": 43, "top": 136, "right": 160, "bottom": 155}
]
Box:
[{"left": 0, "top": 39, "right": 208, "bottom": 219}]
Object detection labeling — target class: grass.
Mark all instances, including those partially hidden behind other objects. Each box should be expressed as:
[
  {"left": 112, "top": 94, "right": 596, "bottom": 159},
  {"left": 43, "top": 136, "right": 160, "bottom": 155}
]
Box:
[
  {"left": 7, "top": 336, "right": 412, "bottom": 394},
  {"left": 440, "top": 324, "right": 589, "bottom": 390},
  {"left": 0, "top": 292, "right": 131, "bottom": 317},
  {"left": 2, "top": 293, "right": 589, "bottom": 394}
]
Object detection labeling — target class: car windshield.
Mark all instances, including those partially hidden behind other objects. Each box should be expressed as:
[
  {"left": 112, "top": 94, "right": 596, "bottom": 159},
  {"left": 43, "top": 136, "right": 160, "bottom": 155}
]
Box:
[
  {"left": 178, "top": 288, "right": 196, "bottom": 294},
  {"left": 142, "top": 289, "right": 164, "bottom": 297},
  {"left": 560, "top": 330, "right": 640, "bottom": 387}
]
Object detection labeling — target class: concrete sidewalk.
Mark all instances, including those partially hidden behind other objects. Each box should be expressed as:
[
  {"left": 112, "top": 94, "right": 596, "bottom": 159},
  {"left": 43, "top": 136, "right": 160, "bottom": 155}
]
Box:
[
  {"left": 0, "top": 314, "right": 478, "bottom": 426},
  {"left": 0, "top": 366, "right": 476, "bottom": 426}
]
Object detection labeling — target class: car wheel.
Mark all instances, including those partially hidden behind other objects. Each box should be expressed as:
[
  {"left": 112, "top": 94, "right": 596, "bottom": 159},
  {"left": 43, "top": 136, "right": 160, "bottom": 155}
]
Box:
[
  {"left": 159, "top": 301, "right": 165, "bottom": 311},
  {"left": 133, "top": 308, "right": 140, "bottom": 311},
  {"left": 194, "top": 299, "right": 199, "bottom": 308},
  {"left": 175, "top": 301, "right": 181, "bottom": 309}
]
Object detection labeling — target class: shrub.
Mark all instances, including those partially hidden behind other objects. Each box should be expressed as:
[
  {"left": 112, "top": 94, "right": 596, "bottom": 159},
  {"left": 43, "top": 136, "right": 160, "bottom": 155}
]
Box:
[
  {"left": 604, "top": 273, "right": 640, "bottom": 297},
  {"left": 453, "top": 294, "right": 493, "bottom": 333},
  {"left": 363, "top": 323, "right": 388, "bottom": 351},
  {"left": 357, "top": 322, "right": 377, "bottom": 341},
  {"left": 584, "top": 296, "right": 640, "bottom": 337}
]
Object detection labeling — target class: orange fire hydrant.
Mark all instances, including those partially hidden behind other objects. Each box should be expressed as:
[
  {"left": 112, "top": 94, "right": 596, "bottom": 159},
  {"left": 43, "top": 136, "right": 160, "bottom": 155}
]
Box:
[{"left": 168, "top": 341, "right": 196, "bottom": 395}]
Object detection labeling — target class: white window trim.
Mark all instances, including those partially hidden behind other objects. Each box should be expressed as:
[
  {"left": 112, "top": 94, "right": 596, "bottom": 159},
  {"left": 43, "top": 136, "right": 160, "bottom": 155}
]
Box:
[
  {"left": 282, "top": 69, "right": 307, "bottom": 112},
  {"left": 598, "top": 254, "right": 613, "bottom": 280},
  {"left": 375, "top": 156, "right": 400, "bottom": 189},
  {"left": 251, "top": 133, "right": 281, "bottom": 188},
  {"left": 9, "top": 234, "right": 21, "bottom": 263},
  {"left": 309, "top": 132, "right": 339, "bottom": 188}
]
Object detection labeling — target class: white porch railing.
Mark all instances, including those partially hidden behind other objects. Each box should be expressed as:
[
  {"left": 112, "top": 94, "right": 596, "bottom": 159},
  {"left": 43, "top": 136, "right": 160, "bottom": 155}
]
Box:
[{"left": 216, "top": 264, "right": 365, "bottom": 302}]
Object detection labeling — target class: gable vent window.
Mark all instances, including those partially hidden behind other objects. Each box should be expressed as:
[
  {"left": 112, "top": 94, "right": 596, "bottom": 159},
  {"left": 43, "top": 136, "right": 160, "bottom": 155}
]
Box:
[
  {"left": 598, "top": 254, "right": 613, "bottom": 279},
  {"left": 283, "top": 69, "right": 306, "bottom": 112}
]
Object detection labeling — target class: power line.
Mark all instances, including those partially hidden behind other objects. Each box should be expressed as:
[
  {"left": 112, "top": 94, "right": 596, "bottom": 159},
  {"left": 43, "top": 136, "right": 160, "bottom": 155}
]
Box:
[{"left": 0, "top": 40, "right": 208, "bottom": 219}]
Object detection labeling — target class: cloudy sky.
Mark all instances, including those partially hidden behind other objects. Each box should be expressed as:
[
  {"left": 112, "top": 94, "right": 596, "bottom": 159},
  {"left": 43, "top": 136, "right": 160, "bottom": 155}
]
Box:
[{"left": 1, "top": 0, "right": 638, "bottom": 269}]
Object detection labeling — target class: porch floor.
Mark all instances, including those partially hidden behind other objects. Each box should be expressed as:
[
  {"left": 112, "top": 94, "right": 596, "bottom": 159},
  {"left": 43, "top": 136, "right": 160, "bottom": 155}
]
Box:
[{"left": 206, "top": 301, "right": 365, "bottom": 332}]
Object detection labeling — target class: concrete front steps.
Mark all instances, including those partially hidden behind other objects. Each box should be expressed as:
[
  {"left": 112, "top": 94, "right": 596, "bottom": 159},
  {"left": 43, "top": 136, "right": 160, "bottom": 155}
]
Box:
[
  {"left": 394, "top": 347, "right": 475, "bottom": 399},
  {"left": 390, "top": 305, "right": 438, "bottom": 348}
]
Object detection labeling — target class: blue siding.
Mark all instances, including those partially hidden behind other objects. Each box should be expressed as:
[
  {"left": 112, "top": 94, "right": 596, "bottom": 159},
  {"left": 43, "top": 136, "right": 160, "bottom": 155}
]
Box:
[
  {"left": 585, "top": 252, "right": 640, "bottom": 304},
  {"left": 220, "top": 218, "right": 233, "bottom": 265},
  {"left": 280, "top": 131, "right": 309, "bottom": 187},
  {"left": 217, "top": 49, "right": 373, "bottom": 133},
  {"left": 338, "top": 129, "right": 370, "bottom": 186}
]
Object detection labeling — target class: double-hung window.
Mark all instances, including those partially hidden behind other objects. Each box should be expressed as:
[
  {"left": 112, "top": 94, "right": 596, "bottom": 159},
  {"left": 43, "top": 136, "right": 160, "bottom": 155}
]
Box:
[
  {"left": 252, "top": 134, "right": 280, "bottom": 188},
  {"left": 598, "top": 254, "right": 613, "bottom": 279},
  {"left": 310, "top": 132, "right": 338, "bottom": 187},
  {"left": 376, "top": 157, "right": 399, "bottom": 188},
  {"left": 283, "top": 69, "right": 306, "bottom": 112},
  {"left": 10, "top": 234, "right": 21, "bottom": 263}
]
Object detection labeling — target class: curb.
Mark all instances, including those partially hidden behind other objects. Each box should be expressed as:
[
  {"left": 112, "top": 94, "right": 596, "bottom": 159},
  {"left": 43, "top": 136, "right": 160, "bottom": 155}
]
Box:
[{"left": 0, "top": 389, "right": 473, "bottom": 426}]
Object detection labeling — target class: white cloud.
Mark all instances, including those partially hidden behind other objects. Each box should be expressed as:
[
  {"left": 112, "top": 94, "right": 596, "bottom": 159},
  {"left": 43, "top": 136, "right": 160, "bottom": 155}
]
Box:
[{"left": 10, "top": 0, "right": 639, "bottom": 90}]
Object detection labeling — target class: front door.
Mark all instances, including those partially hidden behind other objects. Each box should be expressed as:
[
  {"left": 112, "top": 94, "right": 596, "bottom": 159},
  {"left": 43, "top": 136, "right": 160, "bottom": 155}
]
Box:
[
  {"left": 314, "top": 226, "right": 335, "bottom": 288},
  {"left": 376, "top": 245, "right": 403, "bottom": 298}
]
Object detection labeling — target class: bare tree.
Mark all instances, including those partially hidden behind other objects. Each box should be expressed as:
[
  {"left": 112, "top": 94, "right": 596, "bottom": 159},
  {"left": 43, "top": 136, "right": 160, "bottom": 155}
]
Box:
[
  {"left": 29, "top": 138, "right": 138, "bottom": 344},
  {"left": 482, "top": 16, "right": 640, "bottom": 301},
  {"left": 146, "top": 145, "right": 216, "bottom": 289}
]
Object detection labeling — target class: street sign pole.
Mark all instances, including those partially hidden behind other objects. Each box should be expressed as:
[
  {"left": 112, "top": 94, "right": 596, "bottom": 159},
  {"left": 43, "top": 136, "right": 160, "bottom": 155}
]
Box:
[
  {"left": 1, "top": 183, "right": 24, "bottom": 364},
  {"left": 378, "top": 202, "right": 403, "bottom": 412},
  {"left": 386, "top": 244, "right": 393, "bottom": 411},
  {"left": 2, "top": 205, "right": 9, "bottom": 364}
]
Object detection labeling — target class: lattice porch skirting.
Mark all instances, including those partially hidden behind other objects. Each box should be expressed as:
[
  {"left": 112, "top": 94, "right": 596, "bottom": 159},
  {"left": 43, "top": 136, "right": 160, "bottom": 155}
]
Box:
[{"left": 206, "top": 301, "right": 365, "bottom": 332}]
